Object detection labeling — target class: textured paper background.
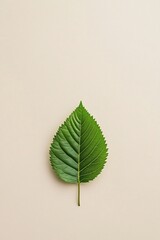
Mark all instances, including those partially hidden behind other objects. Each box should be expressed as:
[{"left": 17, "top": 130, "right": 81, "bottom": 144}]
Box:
[{"left": 0, "top": 1, "right": 160, "bottom": 240}]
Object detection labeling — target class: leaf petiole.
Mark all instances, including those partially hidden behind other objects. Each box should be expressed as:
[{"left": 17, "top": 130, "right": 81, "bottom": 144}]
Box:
[{"left": 78, "top": 181, "right": 80, "bottom": 206}]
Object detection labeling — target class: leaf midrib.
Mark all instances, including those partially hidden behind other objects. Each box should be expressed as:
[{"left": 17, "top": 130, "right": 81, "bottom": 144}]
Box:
[{"left": 77, "top": 107, "right": 83, "bottom": 183}]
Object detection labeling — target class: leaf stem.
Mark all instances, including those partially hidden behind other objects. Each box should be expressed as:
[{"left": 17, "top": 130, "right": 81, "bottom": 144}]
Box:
[{"left": 78, "top": 181, "right": 80, "bottom": 206}]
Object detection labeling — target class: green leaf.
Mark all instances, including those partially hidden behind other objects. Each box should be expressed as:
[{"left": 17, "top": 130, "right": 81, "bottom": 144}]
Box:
[{"left": 49, "top": 101, "right": 108, "bottom": 206}]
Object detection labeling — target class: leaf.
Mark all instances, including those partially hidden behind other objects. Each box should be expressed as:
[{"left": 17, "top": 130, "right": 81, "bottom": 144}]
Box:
[{"left": 49, "top": 101, "right": 108, "bottom": 206}]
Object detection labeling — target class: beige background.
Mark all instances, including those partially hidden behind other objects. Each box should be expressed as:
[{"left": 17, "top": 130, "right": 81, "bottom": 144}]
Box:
[{"left": 0, "top": 0, "right": 160, "bottom": 240}]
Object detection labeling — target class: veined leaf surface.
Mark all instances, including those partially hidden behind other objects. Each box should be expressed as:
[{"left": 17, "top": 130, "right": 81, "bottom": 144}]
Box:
[{"left": 49, "top": 101, "right": 108, "bottom": 206}]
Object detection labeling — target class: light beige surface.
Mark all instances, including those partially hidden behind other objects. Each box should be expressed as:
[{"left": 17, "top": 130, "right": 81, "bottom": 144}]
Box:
[{"left": 0, "top": 1, "right": 160, "bottom": 240}]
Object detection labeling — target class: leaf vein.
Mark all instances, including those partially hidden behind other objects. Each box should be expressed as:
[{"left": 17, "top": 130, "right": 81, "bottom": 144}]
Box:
[
  {"left": 51, "top": 149, "right": 78, "bottom": 172},
  {"left": 60, "top": 129, "right": 78, "bottom": 154},
  {"left": 80, "top": 148, "right": 106, "bottom": 173}
]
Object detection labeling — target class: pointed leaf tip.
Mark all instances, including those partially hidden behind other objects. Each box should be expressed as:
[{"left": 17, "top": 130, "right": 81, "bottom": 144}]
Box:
[{"left": 79, "top": 101, "right": 83, "bottom": 107}]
